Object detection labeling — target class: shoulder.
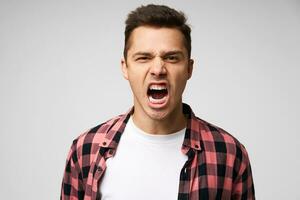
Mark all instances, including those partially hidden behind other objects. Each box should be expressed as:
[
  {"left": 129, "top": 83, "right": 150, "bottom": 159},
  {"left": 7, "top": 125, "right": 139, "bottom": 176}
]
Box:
[
  {"left": 196, "top": 117, "right": 250, "bottom": 167},
  {"left": 191, "top": 113, "right": 255, "bottom": 196},
  {"left": 68, "top": 114, "right": 125, "bottom": 166}
]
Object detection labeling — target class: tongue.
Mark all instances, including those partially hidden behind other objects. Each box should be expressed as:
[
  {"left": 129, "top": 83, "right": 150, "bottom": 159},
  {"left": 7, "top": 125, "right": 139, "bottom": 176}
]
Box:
[
  {"left": 149, "top": 89, "right": 168, "bottom": 99},
  {"left": 151, "top": 92, "right": 165, "bottom": 99}
]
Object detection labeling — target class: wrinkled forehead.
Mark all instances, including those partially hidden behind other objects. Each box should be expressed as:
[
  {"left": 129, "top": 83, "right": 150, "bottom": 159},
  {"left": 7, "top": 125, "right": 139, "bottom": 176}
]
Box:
[{"left": 126, "top": 26, "right": 188, "bottom": 57}]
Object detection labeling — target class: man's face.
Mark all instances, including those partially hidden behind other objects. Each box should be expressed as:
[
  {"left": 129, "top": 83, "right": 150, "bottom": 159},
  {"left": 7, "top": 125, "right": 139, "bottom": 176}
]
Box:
[{"left": 121, "top": 26, "right": 193, "bottom": 121}]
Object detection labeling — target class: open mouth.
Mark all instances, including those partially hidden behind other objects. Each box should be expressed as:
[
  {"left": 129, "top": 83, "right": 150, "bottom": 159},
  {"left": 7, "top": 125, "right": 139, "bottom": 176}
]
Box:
[{"left": 147, "top": 84, "right": 169, "bottom": 104}]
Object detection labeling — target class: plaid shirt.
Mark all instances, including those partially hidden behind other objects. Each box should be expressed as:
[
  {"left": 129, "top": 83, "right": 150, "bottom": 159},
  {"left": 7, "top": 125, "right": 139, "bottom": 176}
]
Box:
[{"left": 61, "top": 103, "right": 255, "bottom": 200}]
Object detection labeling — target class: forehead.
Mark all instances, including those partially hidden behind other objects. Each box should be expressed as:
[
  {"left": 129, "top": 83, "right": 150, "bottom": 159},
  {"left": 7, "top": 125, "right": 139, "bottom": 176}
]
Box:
[{"left": 127, "top": 26, "right": 186, "bottom": 55}]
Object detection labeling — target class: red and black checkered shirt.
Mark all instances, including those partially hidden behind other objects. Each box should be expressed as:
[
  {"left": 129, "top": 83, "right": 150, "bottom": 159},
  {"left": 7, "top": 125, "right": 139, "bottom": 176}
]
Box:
[{"left": 61, "top": 103, "right": 255, "bottom": 200}]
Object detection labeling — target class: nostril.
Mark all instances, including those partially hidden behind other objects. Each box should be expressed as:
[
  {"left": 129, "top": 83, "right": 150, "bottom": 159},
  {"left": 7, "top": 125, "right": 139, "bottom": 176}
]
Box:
[{"left": 150, "top": 68, "right": 167, "bottom": 76}]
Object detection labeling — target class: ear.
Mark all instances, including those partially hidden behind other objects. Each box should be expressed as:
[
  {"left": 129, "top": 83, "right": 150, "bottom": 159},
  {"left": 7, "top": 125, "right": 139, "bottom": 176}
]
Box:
[
  {"left": 187, "top": 59, "right": 194, "bottom": 80},
  {"left": 121, "top": 58, "right": 129, "bottom": 80}
]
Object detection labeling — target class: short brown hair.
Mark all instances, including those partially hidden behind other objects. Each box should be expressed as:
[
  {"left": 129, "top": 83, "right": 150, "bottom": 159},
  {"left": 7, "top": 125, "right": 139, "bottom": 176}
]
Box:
[{"left": 124, "top": 4, "right": 191, "bottom": 59}]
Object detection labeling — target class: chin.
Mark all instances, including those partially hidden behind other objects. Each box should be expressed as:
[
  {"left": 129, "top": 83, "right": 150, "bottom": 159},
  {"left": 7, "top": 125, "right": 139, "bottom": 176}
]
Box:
[{"left": 147, "top": 108, "right": 170, "bottom": 121}]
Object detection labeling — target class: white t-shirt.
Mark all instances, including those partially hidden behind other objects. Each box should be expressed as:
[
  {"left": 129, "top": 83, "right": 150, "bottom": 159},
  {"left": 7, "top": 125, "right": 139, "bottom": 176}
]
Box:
[{"left": 99, "top": 116, "right": 188, "bottom": 200}]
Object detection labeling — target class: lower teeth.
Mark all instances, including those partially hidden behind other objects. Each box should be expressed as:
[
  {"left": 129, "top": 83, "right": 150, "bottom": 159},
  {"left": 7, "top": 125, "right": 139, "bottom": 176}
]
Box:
[{"left": 149, "top": 96, "right": 166, "bottom": 103}]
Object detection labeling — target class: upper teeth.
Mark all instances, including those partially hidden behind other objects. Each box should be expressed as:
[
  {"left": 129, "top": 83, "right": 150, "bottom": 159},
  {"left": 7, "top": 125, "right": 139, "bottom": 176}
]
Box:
[{"left": 149, "top": 85, "right": 167, "bottom": 90}]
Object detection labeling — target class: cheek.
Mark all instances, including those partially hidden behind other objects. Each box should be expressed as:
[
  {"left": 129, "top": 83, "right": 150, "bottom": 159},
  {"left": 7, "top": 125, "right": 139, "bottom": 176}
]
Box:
[
  {"left": 127, "top": 69, "right": 139, "bottom": 82},
  {"left": 127, "top": 66, "right": 148, "bottom": 78},
  {"left": 127, "top": 72, "right": 146, "bottom": 94},
  {"left": 170, "top": 79, "right": 187, "bottom": 96},
  {"left": 173, "top": 72, "right": 189, "bottom": 92}
]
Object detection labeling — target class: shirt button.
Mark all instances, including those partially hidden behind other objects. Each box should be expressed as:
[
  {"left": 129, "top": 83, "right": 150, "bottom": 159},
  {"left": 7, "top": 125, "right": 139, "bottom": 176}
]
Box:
[
  {"left": 108, "top": 149, "right": 114, "bottom": 155},
  {"left": 102, "top": 142, "right": 107, "bottom": 146},
  {"left": 194, "top": 144, "right": 199, "bottom": 149},
  {"left": 97, "top": 166, "right": 102, "bottom": 171}
]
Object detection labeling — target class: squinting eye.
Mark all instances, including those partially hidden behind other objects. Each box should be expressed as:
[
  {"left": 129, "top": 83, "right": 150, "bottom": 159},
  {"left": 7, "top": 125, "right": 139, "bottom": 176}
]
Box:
[
  {"left": 136, "top": 57, "right": 149, "bottom": 61},
  {"left": 165, "top": 56, "right": 179, "bottom": 62}
]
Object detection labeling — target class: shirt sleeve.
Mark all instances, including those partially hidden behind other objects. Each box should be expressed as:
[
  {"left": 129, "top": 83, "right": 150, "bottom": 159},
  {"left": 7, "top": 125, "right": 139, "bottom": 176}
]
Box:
[
  {"left": 232, "top": 145, "right": 255, "bottom": 200},
  {"left": 60, "top": 140, "right": 85, "bottom": 200}
]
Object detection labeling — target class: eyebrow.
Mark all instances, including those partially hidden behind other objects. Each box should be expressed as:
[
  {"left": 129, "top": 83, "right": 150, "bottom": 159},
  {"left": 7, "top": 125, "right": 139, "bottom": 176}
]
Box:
[
  {"left": 132, "top": 50, "right": 184, "bottom": 58},
  {"left": 163, "top": 51, "right": 184, "bottom": 57},
  {"left": 132, "top": 52, "right": 153, "bottom": 57}
]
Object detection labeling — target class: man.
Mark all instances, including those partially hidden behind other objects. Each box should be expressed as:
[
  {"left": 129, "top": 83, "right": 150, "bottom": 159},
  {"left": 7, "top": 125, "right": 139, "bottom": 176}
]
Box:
[{"left": 61, "top": 4, "right": 255, "bottom": 200}]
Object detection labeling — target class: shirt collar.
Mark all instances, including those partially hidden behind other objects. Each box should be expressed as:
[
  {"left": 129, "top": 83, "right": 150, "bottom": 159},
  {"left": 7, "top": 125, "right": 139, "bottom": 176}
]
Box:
[{"left": 100, "top": 103, "right": 202, "bottom": 151}]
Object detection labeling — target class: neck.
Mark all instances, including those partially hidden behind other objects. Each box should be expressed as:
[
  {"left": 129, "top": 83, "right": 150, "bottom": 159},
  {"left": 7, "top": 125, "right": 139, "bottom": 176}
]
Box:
[{"left": 132, "top": 104, "right": 187, "bottom": 135}]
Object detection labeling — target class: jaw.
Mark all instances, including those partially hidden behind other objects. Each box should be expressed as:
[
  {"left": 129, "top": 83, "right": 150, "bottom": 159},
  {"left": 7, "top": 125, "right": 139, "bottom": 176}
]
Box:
[{"left": 133, "top": 95, "right": 185, "bottom": 134}]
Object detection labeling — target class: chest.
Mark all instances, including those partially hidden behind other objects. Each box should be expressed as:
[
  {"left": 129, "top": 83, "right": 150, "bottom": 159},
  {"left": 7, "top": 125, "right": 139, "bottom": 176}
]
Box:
[{"left": 99, "top": 132, "right": 188, "bottom": 200}]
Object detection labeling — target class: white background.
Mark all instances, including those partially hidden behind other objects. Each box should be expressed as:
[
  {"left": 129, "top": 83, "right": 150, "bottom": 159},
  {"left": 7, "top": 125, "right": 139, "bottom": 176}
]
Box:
[{"left": 0, "top": 0, "right": 299, "bottom": 199}]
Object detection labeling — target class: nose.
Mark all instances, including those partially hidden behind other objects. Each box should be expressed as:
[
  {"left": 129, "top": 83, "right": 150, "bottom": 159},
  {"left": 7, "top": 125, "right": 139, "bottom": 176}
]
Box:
[{"left": 150, "top": 58, "right": 166, "bottom": 77}]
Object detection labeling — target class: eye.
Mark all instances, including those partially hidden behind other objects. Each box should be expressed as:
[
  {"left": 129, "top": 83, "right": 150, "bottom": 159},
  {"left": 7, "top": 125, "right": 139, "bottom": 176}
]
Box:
[
  {"left": 136, "top": 56, "right": 150, "bottom": 62},
  {"left": 165, "top": 55, "right": 179, "bottom": 63}
]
